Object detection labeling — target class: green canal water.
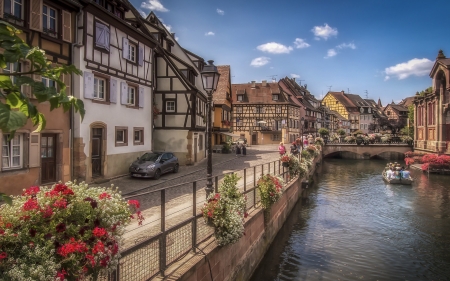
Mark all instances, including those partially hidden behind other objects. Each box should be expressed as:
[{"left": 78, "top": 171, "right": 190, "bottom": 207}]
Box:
[{"left": 250, "top": 159, "right": 450, "bottom": 281}]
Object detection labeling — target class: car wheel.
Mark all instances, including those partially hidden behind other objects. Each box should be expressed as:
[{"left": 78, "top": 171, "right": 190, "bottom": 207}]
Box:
[
  {"left": 173, "top": 164, "right": 179, "bottom": 173},
  {"left": 154, "top": 169, "right": 161, "bottom": 180}
]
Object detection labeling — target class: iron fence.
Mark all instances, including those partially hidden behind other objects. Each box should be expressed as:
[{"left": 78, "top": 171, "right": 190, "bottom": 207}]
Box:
[{"left": 102, "top": 159, "right": 290, "bottom": 281}]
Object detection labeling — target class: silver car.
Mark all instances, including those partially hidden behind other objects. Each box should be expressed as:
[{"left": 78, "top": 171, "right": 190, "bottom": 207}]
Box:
[{"left": 129, "top": 152, "right": 179, "bottom": 179}]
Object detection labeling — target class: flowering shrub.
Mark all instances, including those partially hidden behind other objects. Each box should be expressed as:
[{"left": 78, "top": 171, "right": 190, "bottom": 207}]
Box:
[
  {"left": 301, "top": 149, "right": 312, "bottom": 160},
  {"left": 201, "top": 173, "right": 247, "bottom": 246},
  {"left": 280, "top": 155, "right": 290, "bottom": 163},
  {"left": 257, "top": 174, "right": 284, "bottom": 210},
  {"left": 307, "top": 144, "right": 320, "bottom": 157},
  {"left": 0, "top": 182, "right": 143, "bottom": 281},
  {"left": 286, "top": 154, "right": 301, "bottom": 178},
  {"left": 401, "top": 136, "right": 413, "bottom": 142},
  {"left": 381, "top": 135, "right": 391, "bottom": 143},
  {"left": 421, "top": 163, "right": 430, "bottom": 171},
  {"left": 420, "top": 154, "right": 450, "bottom": 171},
  {"left": 314, "top": 137, "right": 324, "bottom": 147},
  {"left": 405, "top": 157, "right": 415, "bottom": 166},
  {"left": 344, "top": 136, "right": 356, "bottom": 143}
]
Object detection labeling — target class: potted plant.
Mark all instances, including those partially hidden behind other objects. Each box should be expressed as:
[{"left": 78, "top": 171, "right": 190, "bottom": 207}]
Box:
[
  {"left": 344, "top": 136, "right": 356, "bottom": 143},
  {"left": 337, "top": 129, "right": 346, "bottom": 142},
  {"left": 0, "top": 183, "right": 144, "bottom": 280},
  {"left": 281, "top": 155, "right": 290, "bottom": 167},
  {"left": 355, "top": 134, "right": 364, "bottom": 145},
  {"left": 257, "top": 174, "right": 284, "bottom": 210},
  {"left": 401, "top": 136, "right": 413, "bottom": 146}
]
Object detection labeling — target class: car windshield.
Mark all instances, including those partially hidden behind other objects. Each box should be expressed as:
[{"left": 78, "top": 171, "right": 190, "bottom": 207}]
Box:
[{"left": 139, "top": 153, "right": 161, "bottom": 162}]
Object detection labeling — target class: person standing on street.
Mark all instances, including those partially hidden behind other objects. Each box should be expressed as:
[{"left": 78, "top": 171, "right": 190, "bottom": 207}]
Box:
[
  {"left": 242, "top": 143, "right": 247, "bottom": 156},
  {"left": 235, "top": 143, "right": 241, "bottom": 156},
  {"left": 278, "top": 142, "right": 286, "bottom": 155}
]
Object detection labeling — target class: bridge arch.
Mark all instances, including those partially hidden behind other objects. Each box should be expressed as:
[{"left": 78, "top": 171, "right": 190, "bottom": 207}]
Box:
[{"left": 323, "top": 144, "right": 410, "bottom": 160}]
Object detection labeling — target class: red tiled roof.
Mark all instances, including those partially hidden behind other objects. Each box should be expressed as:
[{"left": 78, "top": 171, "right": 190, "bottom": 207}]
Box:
[
  {"left": 232, "top": 82, "right": 292, "bottom": 105},
  {"left": 213, "top": 65, "right": 231, "bottom": 105},
  {"left": 328, "top": 91, "right": 357, "bottom": 108}
]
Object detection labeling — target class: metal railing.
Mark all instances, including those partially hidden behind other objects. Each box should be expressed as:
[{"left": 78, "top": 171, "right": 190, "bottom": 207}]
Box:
[{"left": 102, "top": 159, "right": 290, "bottom": 281}]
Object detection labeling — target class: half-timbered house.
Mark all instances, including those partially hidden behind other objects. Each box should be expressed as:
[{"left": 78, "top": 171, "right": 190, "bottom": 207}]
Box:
[
  {"left": 142, "top": 12, "right": 208, "bottom": 165},
  {"left": 213, "top": 65, "right": 233, "bottom": 144},
  {"left": 71, "top": 0, "right": 156, "bottom": 182},
  {"left": 322, "top": 91, "right": 360, "bottom": 133},
  {"left": 0, "top": 0, "right": 80, "bottom": 195},
  {"left": 232, "top": 81, "right": 300, "bottom": 145},
  {"left": 414, "top": 50, "right": 450, "bottom": 154}
]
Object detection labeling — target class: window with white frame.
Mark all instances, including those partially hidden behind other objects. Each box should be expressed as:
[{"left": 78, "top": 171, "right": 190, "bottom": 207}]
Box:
[
  {"left": 272, "top": 94, "right": 279, "bottom": 101},
  {"left": 3, "top": 62, "right": 21, "bottom": 84},
  {"left": 43, "top": 5, "right": 58, "bottom": 38},
  {"left": 166, "top": 101, "right": 175, "bottom": 112},
  {"left": 237, "top": 95, "right": 243, "bottom": 101},
  {"left": 133, "top": 127, "right": 144, "bottom": 145},
  {"left": 42, "top": 77, "right": 56, "bottom": 89},
  {"left": 94, "top": 76, "right": 105, "bottom": 100},
  {"left": 236, "top": 107, "right": 243, "bottom": 113},
  {"left": 237, "top": 119, "right": 243, "bottom": 126},
  {"left": 272, "top": 134, "right": 281, "bottom": 141},
  {"left": 128, "top": 42, "right": 136, "bottom": 63},
  {"left": 276, "top": 106, "right": 281, "bottom": 113},
  {"left": 115, "top": 127, "right": 128, "bottom": 146},
  {"left": 127, "top": 86, "right": 136, "bottom": 105},
  {"left": 3, "top": 0, "right": 24, "bottom": 25},
  {"left": 2, "top": 134, "right": 23, "bottom": 170}
]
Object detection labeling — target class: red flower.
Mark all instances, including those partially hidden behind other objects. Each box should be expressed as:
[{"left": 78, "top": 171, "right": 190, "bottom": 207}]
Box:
[
  {"left": 128, "top": 200, "right": 140, "bottom": 209},
  {"left": 57, "top": 238, "right": 87, "bottom": 257},
  {"left": 92, "top": 241, "right": 105, "bottom": 255},
  {"left": 41, "top": 206, "right": 53, "bottom": 218},
  {"left": 55, "top": 269, "right": 67, "bottom": 280},
  {"left": 0, "top": 252, "right": 7, "bottom": 261},
  {"left": 99, "top": 192, "right": 111, "bottom": 200},
  {"left": 111, "top": 242, "right": 119, "bottom": 255},
  {"left": 0, "top": 229, "right": 4, "bottom": 235},
  {"left": 53, "top": 198, "right": 67, "bottom": 209},
  {"left": 22, "top": 186, "right": 40, "bottom": 196},
  {"left": 84, "top": 197, "right": 98, "bottom": 209},
  {"left": 92, "top": 227, "right": 107, "bottom": 237},
  {"left": 100, "top": 256, "right": 110, "bottom": 267},
  {"left": 56, "top": 223, "right": 66, "bottom": 233},
  {"left": 136, "top": 211, "right": 145, "bottom": 226},
  {"left": 29, "top": 228, "right": 37, "bottom": 237},
  {"left": 86, "top": 254, "right": 96, "bottom": 266},
  {"left": 22, "top": 198, "right": 39, "bottom": 211}
]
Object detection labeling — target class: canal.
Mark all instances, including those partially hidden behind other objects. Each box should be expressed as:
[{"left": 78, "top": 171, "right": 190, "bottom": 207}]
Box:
[{"left": 250, "top": 159, "right": 450, "bottom": 281}]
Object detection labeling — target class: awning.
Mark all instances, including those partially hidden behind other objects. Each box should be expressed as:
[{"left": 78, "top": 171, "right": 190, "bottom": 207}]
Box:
[{"left": 219, "top": 132, "right": 240, "bottom": 137}]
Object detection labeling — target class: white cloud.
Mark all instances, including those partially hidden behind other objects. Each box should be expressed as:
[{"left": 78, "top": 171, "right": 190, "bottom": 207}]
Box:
[
  {"left": 311, "top": 23, "right": 338, "bottom": 40},
  {"left": 138, "top": 9, "right": 147, "bottom": 18},
  {"left": 141, "top": 0, "right": 169, "bottom": 12},
  {"left": 163, "top": 24, "right": 172, "bottom": 32},
  {"left": 337, "top": 42, "right": 356, "bottom": 49},
  {"left": 250, "top": 57, "right": 270, "bottom": 67},
  {"left": 205, "top": 31, "right": 215, "bottom": 36},
  {"left": 217, "top": 9, "right": 224, "bottom": 15},
  {"left": 257, "top": 42, "right": 293, "bottom": 54},
  {"left": 291, "top": 74, "right": 301, "bottom": 78},
  {"left": 325, "top": 49, "right": 337, "bottom": 58},
  {"left": 384, "top": 58, "right": 433, "bottom": 80},
  {"left": 293, "top": 38, "right": 310, "bottom": 49}
]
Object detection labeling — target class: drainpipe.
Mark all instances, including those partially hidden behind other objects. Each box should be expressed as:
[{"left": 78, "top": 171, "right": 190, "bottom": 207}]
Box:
[{"left": 70, "top": 8, "right": 84, "bottom": 181}]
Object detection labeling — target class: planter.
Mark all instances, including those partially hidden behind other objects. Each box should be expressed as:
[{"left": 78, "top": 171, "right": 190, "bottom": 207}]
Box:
[
  {"left": 356, "top": 138, "right": 363, "bottom": 145},
  {"left": 282, "top": 162, "right": 289, "bottom": 167},
  {"left": 339, "top": 137, "right": 345, "bottom": 143}
]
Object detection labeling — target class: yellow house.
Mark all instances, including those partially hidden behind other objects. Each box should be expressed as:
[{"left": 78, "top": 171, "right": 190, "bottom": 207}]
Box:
[{"left": 212, "top": 65, "right": 234, "bottom": 145}]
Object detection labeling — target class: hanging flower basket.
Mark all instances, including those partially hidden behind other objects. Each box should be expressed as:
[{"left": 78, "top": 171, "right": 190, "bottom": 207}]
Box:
[{"left": 282, "top": 162, "right": 289, "bottom": 167}]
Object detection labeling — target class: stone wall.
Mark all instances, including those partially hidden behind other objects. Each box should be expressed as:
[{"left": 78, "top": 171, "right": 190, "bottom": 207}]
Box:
[{"left": 174, "top": 156, "right": 321, "bottom": 281}]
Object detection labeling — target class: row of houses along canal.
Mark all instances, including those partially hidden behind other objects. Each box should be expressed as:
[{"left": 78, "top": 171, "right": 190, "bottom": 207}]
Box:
[{"left": 251, "top": 158, "right": 450, "bottom": 281}]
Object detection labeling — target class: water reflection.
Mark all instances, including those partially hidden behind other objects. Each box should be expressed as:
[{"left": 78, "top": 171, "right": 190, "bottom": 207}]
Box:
[{"left": 250, "top": 159, "right": 450, "bottom": 281}]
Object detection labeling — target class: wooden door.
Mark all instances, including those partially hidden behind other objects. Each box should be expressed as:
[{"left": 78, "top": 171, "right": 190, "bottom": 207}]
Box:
[
  {"left": 92, "top": 128, "right": 103, "bottom": 177},
  {"left": 41, "top": 134, "right": 56, "bottom": 184},
  {"left": 252, "top": 134, "right": 257, "bottom": 145},
  {"left": 445, "top": 124, "right": 450, "bottom": 141}
]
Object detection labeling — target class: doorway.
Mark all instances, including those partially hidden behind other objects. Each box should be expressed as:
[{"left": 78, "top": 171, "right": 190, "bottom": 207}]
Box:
[
  {"left": 194, "top": 138, "right": 198, "bottom": 163},
  {"left": 41, "top": 134, "right": 57, "bottom": 184},
  {"left": 91, "top": 128, "right": 103, "bottom": 177},
  {"left": 252, "top": 133, "right": 257, "bottom": 145}
]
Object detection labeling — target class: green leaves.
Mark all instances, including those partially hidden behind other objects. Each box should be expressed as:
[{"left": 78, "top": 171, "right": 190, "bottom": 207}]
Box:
[
  {"left": 0, "top": 21, "right": 85, "bottom": 134},
  {"left": 0, "top": 193, "right": 12, "bottom": 205}
]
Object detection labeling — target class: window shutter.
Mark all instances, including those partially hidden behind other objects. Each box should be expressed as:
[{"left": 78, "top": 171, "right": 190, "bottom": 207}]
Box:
[
  {"left": 84, "top": 72, "right": 94, "bottom": 99},
  {"left": 62, "top": 10, "right": 72, "bottom": 42},
  {"left": 138, "top": 45, "right": 144, "bottom": 66},
  {"left": 0, "top": 0, "right": 4, "bottom": 18},
  {"left": 29, "top": 133, "right": 40, "bottom": 168},
  {"left": 120, "top": 82, "right": 128, "bottom": 104},
  {"left": 122, "top": 37, "right": 129, "bottom": 60},
  {"left": 110, "top": 79, "right": 117, "bottom": 103},
  {"left": 138, "top": 87, "right": 144, "bottom": 108},
  {"left": 22, "top": 62, "right": 32, "bottom": 98},
  {"left": 95, "top": 22, "right": 105, "bottom": 48},
  {"left": 33, "top": 73, "right": 42, "bottom": 82},
  {"left": 62, "top": 73, "right": 71, "bottom": 95},
  {"left": 29, "top": 0, "right": 43, "bottom": 31},
  {"left": 104, "top": 27, "right": 110, "bottom": 51}
]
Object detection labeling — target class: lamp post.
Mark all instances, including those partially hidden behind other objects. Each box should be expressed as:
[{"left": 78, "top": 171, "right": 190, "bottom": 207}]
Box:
[
  {"left": 201, "top": 60, "right": 221, "bottom": 198},
  {"left": 300, "top": 117, "right": 304, "bottom": 148}
]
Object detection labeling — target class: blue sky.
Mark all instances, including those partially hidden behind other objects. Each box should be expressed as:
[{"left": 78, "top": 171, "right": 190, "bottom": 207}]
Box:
[{"left": 133, "top": 0, "right": 450, "bottom": 105}]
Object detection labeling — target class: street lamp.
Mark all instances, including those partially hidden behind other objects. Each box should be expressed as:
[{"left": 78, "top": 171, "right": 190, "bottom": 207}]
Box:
[
  {"left": 201, "top": 60, "right": 221, "bottom": 198},
  {"left": 300, "top": 117, "right": 304, "bottom": 147}
]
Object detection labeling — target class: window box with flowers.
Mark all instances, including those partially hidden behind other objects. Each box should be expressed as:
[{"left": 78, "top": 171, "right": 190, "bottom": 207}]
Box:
[
  {"left": 201, "top": 174, "right": 247, "bottom": 246},
  {"left": 257, "top": 174, "right": 284, "bottom": 210},
  {"left": 0, "top": 182, "right": 144, "bottom": 280},
  {"left": 222, "top": 120, "right": 231, "bottom": 126},
  {"left": 280, "top": 155, "right": 290, "bottom": 167}
]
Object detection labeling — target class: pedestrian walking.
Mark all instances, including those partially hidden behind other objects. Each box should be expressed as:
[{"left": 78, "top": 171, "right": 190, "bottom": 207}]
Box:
[
  {"left": 242, "top": 144, "right": 247, "bottom": 156},
  {"left": 303, "top": 137, "right": 309, "bottom": 148},
  {"left": 290, "top": 142, "right": 299, "bottom": 155},
  {"left": 235, "top": 143, "right": 241, "bottom": 156},
  {"left": 278, "top": 142, "right": 286, "bottom": 155}
]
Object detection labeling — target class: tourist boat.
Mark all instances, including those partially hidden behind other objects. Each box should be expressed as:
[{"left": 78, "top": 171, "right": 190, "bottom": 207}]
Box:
[{"left": 382, "top": 171, "right": 413, "bottom": 185}]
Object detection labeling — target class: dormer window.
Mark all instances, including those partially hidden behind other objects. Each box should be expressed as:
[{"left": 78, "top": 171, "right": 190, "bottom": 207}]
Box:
[
  {"left": 181, "top": 69, "right": 195, "bottom": 84},
  {"left": 272, "top": 94, "right": 279, "bottom": 101},
  {"left": 237, "top": 95, "right": 243, "bottom": 101}
]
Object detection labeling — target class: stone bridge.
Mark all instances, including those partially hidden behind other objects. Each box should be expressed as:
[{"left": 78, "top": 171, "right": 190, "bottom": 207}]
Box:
[{"left": 323, "top": 143, "right": 411, "bottom": 160}]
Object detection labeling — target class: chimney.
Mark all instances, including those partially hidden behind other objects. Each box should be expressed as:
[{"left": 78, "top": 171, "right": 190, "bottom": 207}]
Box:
[
  {"left": 341, "top": 90, "right": 345, "bottom": 94},
  {"left": 251, "top": 81, "right": 256, "bottom": 88},
  {"left": 293, "top": 78, "right": 296, "bottom": 81},
  {"left": 262, "top": 80, "right": 267, "bottom": 87}
]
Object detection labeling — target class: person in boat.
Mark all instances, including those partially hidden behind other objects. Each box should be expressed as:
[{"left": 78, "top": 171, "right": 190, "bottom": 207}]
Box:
[
  {"left": 401, "top": 167, "right": 411, "bottom": 179},
  {"left": 386, "top": 167, "right": 394, "bottom": 179},
  {"left": 395, "top": 167, "right": 402, "bottom": 179}
]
